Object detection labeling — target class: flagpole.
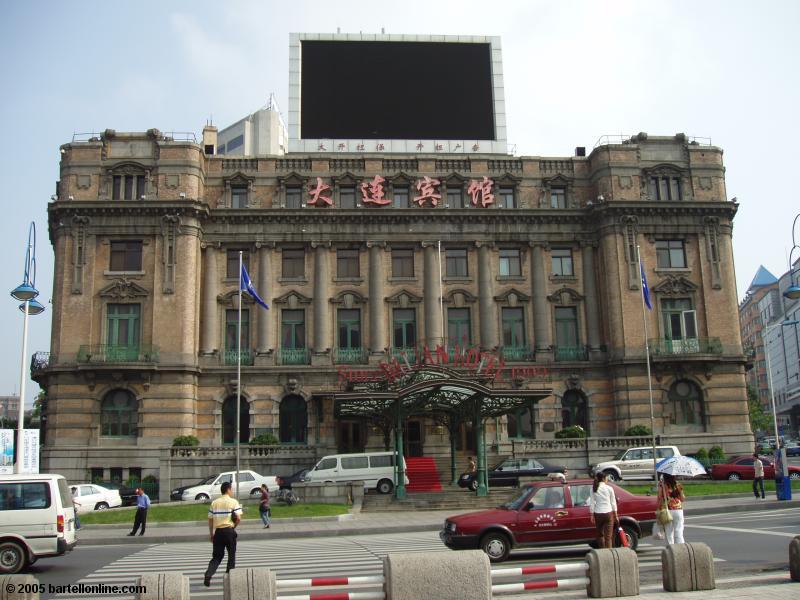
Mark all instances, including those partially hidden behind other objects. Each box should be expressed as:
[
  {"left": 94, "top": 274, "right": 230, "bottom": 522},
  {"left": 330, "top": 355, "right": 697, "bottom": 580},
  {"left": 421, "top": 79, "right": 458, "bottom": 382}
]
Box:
[
  {"left": 636, "top": 245, "right": 658, "bottom": 484},
  {"left": 236, "top": 251, "right": 242, "bottom": 500}
]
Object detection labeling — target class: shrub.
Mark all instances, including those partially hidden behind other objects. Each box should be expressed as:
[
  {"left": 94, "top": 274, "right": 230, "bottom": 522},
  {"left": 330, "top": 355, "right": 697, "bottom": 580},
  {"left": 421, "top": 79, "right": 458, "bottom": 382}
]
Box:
[
  {"left": 172, "top": 435, "right": 200, "bottom": 447},
  {"left": 554, "top": 425, "right": 587, "bottom": 439},
  {"left": 693, "top": 447, "right": 710, "bottom": 467},
  {"left": 249, "top": 432, "right": 279, "bottom": 445},
  {"left": 708, "top": 445, "right": 726, "bottom": 462},
  {"left": 624, "top": 425, "right": 652, "bottom": 436}
]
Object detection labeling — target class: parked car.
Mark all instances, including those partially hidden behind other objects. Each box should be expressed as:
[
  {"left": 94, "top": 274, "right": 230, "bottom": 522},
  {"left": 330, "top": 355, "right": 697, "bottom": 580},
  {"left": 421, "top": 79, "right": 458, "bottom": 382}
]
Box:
[
  {"left": 180, "top": 470, "right": 278, "bottom": 502},
  {"left": 785, "top": 442, "right": 800, "bottom": 457},
  {"left": 457, "top": 457, "right": 567, "bottom": 491},
  {"left": 710, "top": 455, "right": 800, "bottom": 480},
  {"left": 96, "top": 482, "right": 138, "bottom": 506},
  {"left": 70, "top": 483, "right": 123, "bottom": 514},
  {"left": 440, "top": 479, "right": 657, "bottom": 562},
  {"left": 277, "top": 468, "right": 310, "bottom": 490},
  {"left": 591, "top": 446, "right": 681, "bottom": 481},
  {"left": 171, "top": 475, "right": 217, "bottom": 501}
]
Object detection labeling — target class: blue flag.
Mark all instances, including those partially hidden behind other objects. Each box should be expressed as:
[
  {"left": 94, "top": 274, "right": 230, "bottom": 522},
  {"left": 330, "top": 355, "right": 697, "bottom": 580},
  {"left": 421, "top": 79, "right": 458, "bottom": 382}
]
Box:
[
  {"left": 240, "top": 264, "right": 269, "bottom": 310},
  {"left": 640, "top": 261, "right": 652, "bottom": 310}
]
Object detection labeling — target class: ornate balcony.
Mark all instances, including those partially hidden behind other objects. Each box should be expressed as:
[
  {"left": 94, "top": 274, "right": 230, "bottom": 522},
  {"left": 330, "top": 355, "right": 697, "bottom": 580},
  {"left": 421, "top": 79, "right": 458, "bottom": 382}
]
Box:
[
  {"left": 335, "top": 347, "right": 368, "bottom": 364},
  {"left": 222, "top": 349, "right": 254, "bottom": 366},
  {"left": 279, "top": 348, "right": 310, "bottom": 365},
  {"left": 554, "top": 345, "right": 589, "bottom": 362},
  {"left": 501, "top": 345, "right": 533, "bottom": 362},
  {"left": 77, "top": 344, "right": 159, "bottom": 364},
  {"left": 391, "top": 347, "right": 418, "bottom": 363},
  {"left": 649, "top": 337, "right": 723, "bottom": 356}
]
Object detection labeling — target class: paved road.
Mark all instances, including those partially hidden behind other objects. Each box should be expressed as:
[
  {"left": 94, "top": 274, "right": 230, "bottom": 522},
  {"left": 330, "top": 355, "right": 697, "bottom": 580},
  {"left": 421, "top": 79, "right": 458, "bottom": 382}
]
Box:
[{"left": 28, "top": 506, "right": 798, "bottom": 600}]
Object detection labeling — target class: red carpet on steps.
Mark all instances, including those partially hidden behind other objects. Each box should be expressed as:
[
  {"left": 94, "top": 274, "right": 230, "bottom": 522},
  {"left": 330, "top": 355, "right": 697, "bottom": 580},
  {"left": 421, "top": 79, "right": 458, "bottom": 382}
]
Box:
[{"left": 404, "top": 456, "right": 443, "bottom": 492}]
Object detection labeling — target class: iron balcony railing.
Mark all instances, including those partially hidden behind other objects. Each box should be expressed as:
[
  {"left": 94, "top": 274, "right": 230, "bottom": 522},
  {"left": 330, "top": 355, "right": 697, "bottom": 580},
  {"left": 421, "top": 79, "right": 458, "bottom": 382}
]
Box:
[
  {"left": 391, "top": 347, "right": 418, "bottom": 363},
  {"left": 77, "top": 344, "right": 159, "bottom": 364},
  {"left": 554, "top": 345, "right": 589, "bottom": 362},
  {"left": 279, "top": 347, "right": 310, "bottom": 365},
  {"left": 31, "top": 352, "right": 50, "bottom": 374},
  {"left": 501, "top": 345, "right": 533, "bottom": 362},
  {"left": 335, "top": 347, "right": 368, "bottom": 364},
  {"left": 222, "top": 349, "right": 254, "bottom": 366},
  {"left": 649, "top": 337, "right": 723, "bottom": 356}
]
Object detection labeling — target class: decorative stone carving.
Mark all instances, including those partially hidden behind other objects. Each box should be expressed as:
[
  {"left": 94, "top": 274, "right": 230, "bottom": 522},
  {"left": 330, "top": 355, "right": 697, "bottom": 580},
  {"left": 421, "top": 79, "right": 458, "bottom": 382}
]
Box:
[
  {"left": 443, "top": 288, "right": 478, "bottom": 307},
  {"left": 566, "top": 373, "right": 582, "bottom": 390},
  {"left": 386, "top": 289, "right": 423, "bottom": 307},
  {"left": 99, "top": 278, "right": 149, "bottom": 299},
  {"left": 273, "top": 290, "right": 313, "bottom": 309},
  {"left": 330, "top": 290, "right": 368, "bottom": 307},
  {"left": 618, "top": 175, "right": 633, "bottom": 189},
  {"left": 494, "top": 288, "right": 531, "bottom": 306},
  {"left": 651, "top": 275, "right": 699, "bottom": 296},
  {"left": 547, "top": 287, "right": 584, "bottom": 305}
]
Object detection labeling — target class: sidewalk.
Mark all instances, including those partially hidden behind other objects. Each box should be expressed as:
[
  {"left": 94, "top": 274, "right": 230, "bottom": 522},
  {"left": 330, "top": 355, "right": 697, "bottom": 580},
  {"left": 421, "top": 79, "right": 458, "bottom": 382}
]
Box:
[{"left": 75, "top": 493, "right": 800, "bottom": 546}]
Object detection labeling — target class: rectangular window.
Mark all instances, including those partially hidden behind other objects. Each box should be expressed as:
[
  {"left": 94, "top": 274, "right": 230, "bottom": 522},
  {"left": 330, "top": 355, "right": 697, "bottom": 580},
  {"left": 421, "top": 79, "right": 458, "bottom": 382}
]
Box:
[
  {"left": 110, "top": 241, "right": 142, "bottom": 272},
  {"left": 447, "top": 307, "right": 471, "bottom": 347},
  {"left": 393, "top": 309, "right": 416, "bottom": 348},
  {"left": 393, "top": 185, "right": 409, "bottom": 209},
  {"left": 555, "top": 306, "right": 579, "bottom": 347},
  {"left": 226, "top": 250, "right": 249, "bottom": 279},
  {"left": 499, "top": 187, "right": 515, "bottom": 209},
  {"left": 447, "top": 187, "right": 465, "bottom": 208},
  {"left": 499, "top": 248, "right": 521, "bottom": 277},
  {"left": 661, "top": 298, "right": 697, "bottom": 341},
  {"left": 337, "top": 309, "right": 361, "bottom": 349},
  {"left": 392, "top": 249, "right": 414, "bottom": 278},
  {"left": 550, "top": 187, "right": 566, "bottom": 209},
  {"left": 446, "top": 248, "right": 468, "bottom": 278},
  {"left": 282, "top": 249, "right": 305, "bottom": 278},
  {"left": 502, "top": 307, "right": 526, "bottom": 347},
  {"left": 655, "top": 240, "right": 687, "bottom": 268},
  {"left": 0, "top": 482, "right": 51, "bottom": 511},
  {"left": 281, "top": 310, "right": 305, "bottom": 348},
  {"left": 231, "top": 186, "right": 247, "bottom": 209},
  {"left": 128, "top": 467, "right": 142, "bottom": 482},
  {"left": 90, "top": 467, "right": 104, "bottom": 483},
  {"left": 113, "top": 174, "right": 146, "bottom": 201},
  {"left": 225, "top": 308, "right": 250, "bottom": 351},
  {"left": 369, "top": 454, "right": 395, "bottom": 468},
  {"left": 286, "top": 187, "right": 302, "bottom": 209},
  {"left": 226, "top": 134, "right": 244, "bottom": 152},
  {"left": 340, "top": 186, "right": 356, "bottom": 209},
  {"left": 649, "top": 176, "right": 682, "bottom": 201},
  {"left": 107, "top": 304, "right": 141, "bottom": 348},
  {"left": 341, "top": 456, "right": 369, "bottom": 469},
  {"left": 337, "top": 249, "right": 360, "bottom": 278},
  {"left": 551, "top": 248, "right": 574, "bottom": 276}
]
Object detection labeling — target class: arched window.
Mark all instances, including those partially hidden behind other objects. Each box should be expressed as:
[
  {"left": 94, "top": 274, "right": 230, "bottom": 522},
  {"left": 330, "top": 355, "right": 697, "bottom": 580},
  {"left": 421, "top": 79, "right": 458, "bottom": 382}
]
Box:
[
  {"left": 222, "top": 396, "right": 250, "bottom": 444},
  {"left": 669, "top": 380, "right": 704, "bottom": 426},
  {"left": 561, "top": 390, "right": 588, "bottom": 433},
  {"left": 280, "top": 395, "right": 308, "bottom": 444},
  {"left": 101, "top": 389, "right": 137, "bottom": 437}
]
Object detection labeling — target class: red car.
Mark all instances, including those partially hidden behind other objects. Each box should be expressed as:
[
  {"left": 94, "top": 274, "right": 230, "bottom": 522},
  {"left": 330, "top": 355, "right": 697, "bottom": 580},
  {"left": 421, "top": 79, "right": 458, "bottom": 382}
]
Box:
[
  {"left": 710, "top": 455, "right": 800, "bottom": 481},
  {"left": 439, "top": 479, "right": 657, "bottom": 562}
]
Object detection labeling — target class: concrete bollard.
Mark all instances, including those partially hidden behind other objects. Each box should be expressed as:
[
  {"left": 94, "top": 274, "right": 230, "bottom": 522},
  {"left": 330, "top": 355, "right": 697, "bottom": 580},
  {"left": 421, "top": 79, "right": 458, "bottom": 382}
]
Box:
[
  {"left": 0, "top": 575, "right": 40, "bottom": 600},
  {"left": 384, "top": 550, "right": 490, "bottom": 600},
  {"left": 135, "top": 572, "right": 190, "bottom": 600},
  {"left": 790, "top": 535, "right": 800, "bottom": 582},
  {"left": 224, "top": 568, "right": 276, "bottom": 600},
  {"left": 586, "top": 548, "right": 639, "bottom": 598},
  {"left": 661, "top": 542, "right": 715, "bottom": 592}
]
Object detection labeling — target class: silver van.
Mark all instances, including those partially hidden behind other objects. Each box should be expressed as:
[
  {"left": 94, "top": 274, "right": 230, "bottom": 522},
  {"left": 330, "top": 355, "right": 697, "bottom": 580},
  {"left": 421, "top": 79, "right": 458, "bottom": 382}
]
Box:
[{"left": 0, "top": 474, "right": 78, "bottom": 574}]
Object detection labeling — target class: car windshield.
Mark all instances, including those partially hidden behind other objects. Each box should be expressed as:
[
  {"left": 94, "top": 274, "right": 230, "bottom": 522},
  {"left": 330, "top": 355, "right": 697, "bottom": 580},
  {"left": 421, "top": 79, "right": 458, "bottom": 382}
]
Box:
[
  {"left": 612, "top": 450, "right": 628, "bottom": 460},
  {"left": 200, "top": 475, "right": 216, "bottom": 485},
  {"left": 501, "top": 486, "right": 533, "bottom": 510}
]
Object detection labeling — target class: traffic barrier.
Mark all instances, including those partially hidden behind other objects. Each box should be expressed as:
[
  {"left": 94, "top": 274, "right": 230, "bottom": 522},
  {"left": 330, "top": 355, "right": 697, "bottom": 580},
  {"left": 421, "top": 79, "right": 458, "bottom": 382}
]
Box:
[
  {"left": 136, "top": 572, "right": 189, "bottom": 600},
  {"left": 0, "top": 575, "right": 39, "bottom": 600},
  {"left": 661, "top": 543, "right": 715, "bottom": 592},
  {"left": 491, "top": 562, "right": 589, "bottom": 595},
  {"left": 224, "top": 568, "right": 277, "bottom": 600},
  {"left": 586, "top": 548, "right": 639, "bottom": 598},
  {"left": 384, "top": 550, "right": 491, "bottom": 600},
  {"left": 277, "top": 575, "right": 385, "bottom": 600},
  {"left": 789, "top": 535, "right": 800, "bottom": 582}
]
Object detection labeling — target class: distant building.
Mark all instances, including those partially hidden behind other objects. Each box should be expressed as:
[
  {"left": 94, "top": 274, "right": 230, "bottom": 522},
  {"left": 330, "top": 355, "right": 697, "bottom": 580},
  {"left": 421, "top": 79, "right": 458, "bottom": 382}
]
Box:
[
  {"left": 0, "top": 396, "right": 20, "bottom": 425},
  {"left": 739, "top": 266, "right": 779, "bottom": 410}
]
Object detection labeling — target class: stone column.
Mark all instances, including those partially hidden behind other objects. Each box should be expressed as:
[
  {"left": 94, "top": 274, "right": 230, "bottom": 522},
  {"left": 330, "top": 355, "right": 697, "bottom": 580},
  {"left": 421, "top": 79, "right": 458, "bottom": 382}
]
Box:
[
  {"left": 255, "top": 243, "right": 274, "bottom": 365},
  {"left": 200, "top": 244, "right": 219, "bottom": 357},
  {"left": 531, "top": 243, "right": 553, "bottom": 358},
  {"left": 368, "top": 242, "right": 386, "bottom": 361},
  {"left": 423, "top": 242, "right": 443, "bottom": 347},
  {"left": 477, "top": 242, "right": 497, "bottom": 350},
  {"left": 582, "top": 242, "right": 603, "bottom": 359},
  {"left": 312, "top": 242, "right": 330, "bottom": 364}
]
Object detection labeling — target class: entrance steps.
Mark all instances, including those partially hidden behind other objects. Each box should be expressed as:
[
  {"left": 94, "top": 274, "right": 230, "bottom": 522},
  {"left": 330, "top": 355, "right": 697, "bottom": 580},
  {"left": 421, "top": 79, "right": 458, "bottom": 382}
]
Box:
[
  {"left": 405, "top": 456, "right": 443, "bottom": 493},
  {"left": 361, "top": 487, "right": 516, "bottom": 512}
]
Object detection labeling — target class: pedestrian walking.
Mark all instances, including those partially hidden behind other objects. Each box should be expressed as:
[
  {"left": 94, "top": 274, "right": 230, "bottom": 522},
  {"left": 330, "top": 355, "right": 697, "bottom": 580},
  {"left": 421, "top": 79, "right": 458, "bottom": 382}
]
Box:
[
  {"left": 659, "top": 473, "right": 685, "bottom": 544},
  {"left": 259, "top": 483, "right": 271, "bottom": 528},
  {"left": 127, "top": 487, "right": 150, "bottom": 536},
  {"left": 203, "top": 481, "right": 242, "bottom": 587},
  {"left": 467, "top": 456, "right": 477, "bottom": 474},
  {"left": 589, "top": 471, "right": 618, "bottom": 548},
  {"left": 753, "top": 453, "right": 766, "bottom": 500}
]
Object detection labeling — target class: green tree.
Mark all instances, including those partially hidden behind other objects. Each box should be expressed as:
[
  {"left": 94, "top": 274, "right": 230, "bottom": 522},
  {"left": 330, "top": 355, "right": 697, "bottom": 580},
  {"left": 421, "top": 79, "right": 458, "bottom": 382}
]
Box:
[{"left": 747, "top": 385, "right": 772, "bottom": 434}]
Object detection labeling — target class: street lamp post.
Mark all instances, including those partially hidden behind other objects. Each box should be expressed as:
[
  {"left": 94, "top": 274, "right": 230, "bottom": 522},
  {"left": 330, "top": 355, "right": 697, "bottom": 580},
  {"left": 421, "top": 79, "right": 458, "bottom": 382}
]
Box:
[{"left": 10, "top": 222, "right": 45, "bottom": 474}]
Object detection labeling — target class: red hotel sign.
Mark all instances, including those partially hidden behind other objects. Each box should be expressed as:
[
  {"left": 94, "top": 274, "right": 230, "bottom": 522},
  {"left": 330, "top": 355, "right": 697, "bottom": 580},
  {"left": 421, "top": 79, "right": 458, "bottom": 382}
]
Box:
[{"left": 337, "top": 344, "right": 549, "bottom": 387}]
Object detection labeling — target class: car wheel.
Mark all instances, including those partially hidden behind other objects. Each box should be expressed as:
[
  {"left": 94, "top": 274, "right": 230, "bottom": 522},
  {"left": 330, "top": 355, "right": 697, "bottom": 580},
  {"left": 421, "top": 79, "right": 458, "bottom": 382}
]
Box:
[
  {"left": 604, "top": 470, "right": 619, "bottom": 482},
  {"left": 469, "top": 479, "right": 479, "bottom": 492},
  {"left": 377, "top": 479, "right": 394, "bottom": 495},
  {"left": 789, "top": 472, "right": 800, "bottom": 481},
  {"left": 250, "top": 488, "right": 261, "bottom": 497},
  {"left": 727, "top": 473, "right": 741, "bottom": 481},
  {"left": 480, "top": 532, "right": 511, "bottom": 562},
  {"left": 617, "top": 524, "right": 639, "bottom": 551},
  {"left": 0, "top": 541, "right": 27, "bottom": 574},
  {"left": 195, "top": 493, "right": 210, "bottom": 502},
  {"left": 95, "top": 502, "right": 109, "bottom": 510}
]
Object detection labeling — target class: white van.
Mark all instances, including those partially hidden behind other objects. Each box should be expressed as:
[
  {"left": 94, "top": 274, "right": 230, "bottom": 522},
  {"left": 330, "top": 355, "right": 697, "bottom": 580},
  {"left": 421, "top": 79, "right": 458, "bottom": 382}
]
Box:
[
  {"left": 306, "top": 452, "right": 409, "bottom": 494},
  {"left": 0, "top": 474, "right": 77, "bottom": 574}
]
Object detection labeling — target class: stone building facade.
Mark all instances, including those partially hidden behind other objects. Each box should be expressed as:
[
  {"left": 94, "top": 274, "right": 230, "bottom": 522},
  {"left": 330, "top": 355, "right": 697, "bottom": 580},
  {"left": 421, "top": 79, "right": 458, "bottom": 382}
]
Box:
[{"left": 33, "top": 128, "right": 753, "bottom": 487}]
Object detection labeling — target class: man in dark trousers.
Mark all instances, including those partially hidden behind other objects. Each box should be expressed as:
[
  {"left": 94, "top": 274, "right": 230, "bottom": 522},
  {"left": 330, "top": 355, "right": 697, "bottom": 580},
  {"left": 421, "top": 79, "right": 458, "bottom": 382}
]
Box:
[
  {"left": 204, "top": 481, "right": 242, "bottom": 587},
  {"left": 128, "top": 487, "right": 151, "bottom": 536}
]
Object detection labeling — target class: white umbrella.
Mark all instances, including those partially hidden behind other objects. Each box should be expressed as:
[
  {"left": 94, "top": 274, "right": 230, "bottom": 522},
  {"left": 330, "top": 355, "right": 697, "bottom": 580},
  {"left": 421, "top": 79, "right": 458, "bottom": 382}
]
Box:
[{"left": 656, "top": 455, "right": 707, "bottom": 477}]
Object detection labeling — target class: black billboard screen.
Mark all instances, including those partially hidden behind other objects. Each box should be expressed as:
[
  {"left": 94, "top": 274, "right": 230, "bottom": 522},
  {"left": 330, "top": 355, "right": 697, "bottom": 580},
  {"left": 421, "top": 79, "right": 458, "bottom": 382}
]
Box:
[{"left": 300, "top": 41, "right": 495, "bottom": 140}]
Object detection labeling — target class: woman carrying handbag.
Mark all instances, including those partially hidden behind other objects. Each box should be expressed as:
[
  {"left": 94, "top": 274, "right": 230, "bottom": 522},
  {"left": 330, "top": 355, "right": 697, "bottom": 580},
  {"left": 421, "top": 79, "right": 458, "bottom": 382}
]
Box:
[{"left": 658, "top": 473, "right": 685, "bottom": 544}]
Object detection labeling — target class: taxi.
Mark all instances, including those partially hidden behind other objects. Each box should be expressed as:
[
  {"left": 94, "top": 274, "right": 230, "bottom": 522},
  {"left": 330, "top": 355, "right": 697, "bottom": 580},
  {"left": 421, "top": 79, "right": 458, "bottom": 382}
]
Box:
[{"left": 439, "top": 478, "right": 657, "bottom": 562}]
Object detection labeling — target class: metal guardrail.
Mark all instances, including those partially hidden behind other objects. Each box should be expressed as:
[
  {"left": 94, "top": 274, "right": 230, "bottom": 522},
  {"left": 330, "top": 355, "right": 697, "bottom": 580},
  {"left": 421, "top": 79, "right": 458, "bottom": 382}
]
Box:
[
  {"left": 169, "top": 445, "right": 316, "bottom": 458},
  {"left": 335, "top": 347, "right": 368, "bottom": 364},
  {"left": 649, "top": 337, "right": 722, "bottom": 356},
  {"left": 554, "top": 345, "right": 589, "bottom": 362},
  {"left": 222, "top": 349, "right": 254, "bottom": 366},
  {"left": 491, "top": 562, "right": 589, "bottom": 595},
  {"left": 77, "top": 344, "right": 159, "bottom": 364},
  {"left": 279, "top": 348, "right": 310, "bottom": 365}
]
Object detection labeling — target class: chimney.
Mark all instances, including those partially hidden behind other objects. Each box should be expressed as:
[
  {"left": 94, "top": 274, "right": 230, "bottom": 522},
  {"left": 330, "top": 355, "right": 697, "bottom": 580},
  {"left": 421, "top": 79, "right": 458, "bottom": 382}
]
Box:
[
  {"left": 575, "top": 146, "right": 586, "bottom": 157},
  {"left": 203, "top": 125, "right": 218, "bottom": 155}
]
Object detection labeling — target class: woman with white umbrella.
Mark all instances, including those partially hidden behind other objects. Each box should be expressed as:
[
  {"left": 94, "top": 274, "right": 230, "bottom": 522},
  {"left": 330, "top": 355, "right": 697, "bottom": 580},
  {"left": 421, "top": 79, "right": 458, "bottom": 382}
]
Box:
[{"left": 656, "top": 455, "right": 705, "bottom": 545}]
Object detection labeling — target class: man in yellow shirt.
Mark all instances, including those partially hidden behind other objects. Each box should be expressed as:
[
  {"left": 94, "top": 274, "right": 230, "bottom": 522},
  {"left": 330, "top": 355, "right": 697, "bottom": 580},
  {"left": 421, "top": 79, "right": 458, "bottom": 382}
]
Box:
[{"left": 203, "top": 481, "right": 242, "bottom": 587}]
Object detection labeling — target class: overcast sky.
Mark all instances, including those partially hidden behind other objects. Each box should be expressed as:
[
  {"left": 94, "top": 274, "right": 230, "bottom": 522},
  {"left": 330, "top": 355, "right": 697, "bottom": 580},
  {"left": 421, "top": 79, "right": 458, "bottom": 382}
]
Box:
[{"left": 1, "top": 0, "right": 798, "bottom": 404}]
